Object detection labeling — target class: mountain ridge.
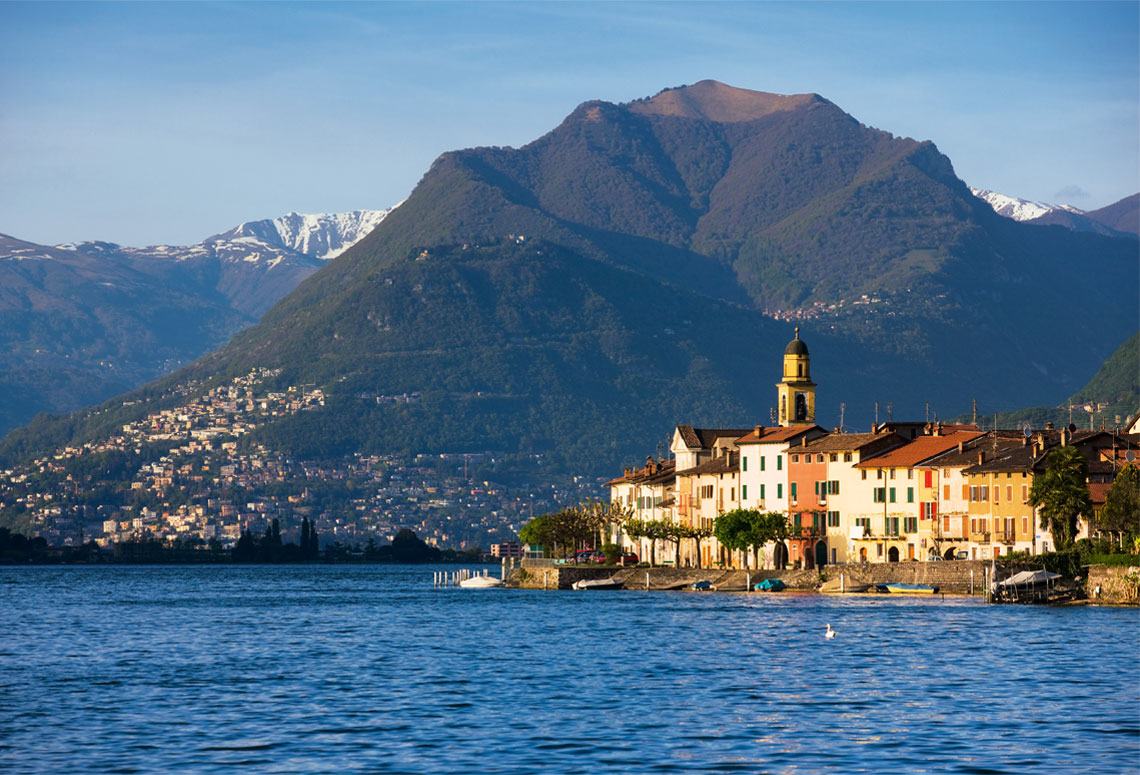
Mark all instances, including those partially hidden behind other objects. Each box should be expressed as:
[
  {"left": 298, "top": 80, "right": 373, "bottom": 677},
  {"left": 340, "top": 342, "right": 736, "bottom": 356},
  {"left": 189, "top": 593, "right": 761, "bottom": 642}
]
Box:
[{"left": 3, "top": 81, "right": 1136, "bottom": 476}]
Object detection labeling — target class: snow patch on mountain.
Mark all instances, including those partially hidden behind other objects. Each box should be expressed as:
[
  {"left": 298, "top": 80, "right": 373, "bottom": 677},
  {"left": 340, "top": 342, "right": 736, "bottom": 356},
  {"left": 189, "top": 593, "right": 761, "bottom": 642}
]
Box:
[
  {"left": 970, "top": 187, "right": 1083, "bottom": 222},
  {"left": 227, "top": 208, "right": 394, "bottom": 260}
]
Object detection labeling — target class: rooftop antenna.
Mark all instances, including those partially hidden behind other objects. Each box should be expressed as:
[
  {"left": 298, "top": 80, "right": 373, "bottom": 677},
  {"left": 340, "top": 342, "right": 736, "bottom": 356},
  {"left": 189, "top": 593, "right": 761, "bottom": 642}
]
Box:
[
  {"left": 656, "top": 440, "right": 665, "bottom": 462},
  {"left": 971, "top": 398, "right": 978, "bottom": 428},
  {"left": 1068, "top": 403, "right": 1074, "bottom": 427},
  {"left": 874, "top": 401, "right": 879, "bottom": 429},
  {"left": 770, "top": 407, "right": 777, "bottom": 426},
  {"left": 886, "top": 402, "right": 893, "bottom": 422},
  {"left": 925, "top": 402, "right": 930, "bottom": 424},
  {"left": 839, "top": 403, "right": 846, "bottom": 433}
]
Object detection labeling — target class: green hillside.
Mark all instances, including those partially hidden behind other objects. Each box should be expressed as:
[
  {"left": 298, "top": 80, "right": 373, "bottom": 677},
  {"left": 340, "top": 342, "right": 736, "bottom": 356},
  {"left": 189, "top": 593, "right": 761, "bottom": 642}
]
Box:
[{"left": 970, "top": 331, "right": 1138, "bottom": 430}]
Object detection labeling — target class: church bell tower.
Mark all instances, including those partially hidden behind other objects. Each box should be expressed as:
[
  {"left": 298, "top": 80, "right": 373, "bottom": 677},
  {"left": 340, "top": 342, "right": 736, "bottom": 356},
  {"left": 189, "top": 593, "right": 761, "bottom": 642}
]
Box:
[{"left": 777, "top": 327, "right": 816, "bottom": 426}]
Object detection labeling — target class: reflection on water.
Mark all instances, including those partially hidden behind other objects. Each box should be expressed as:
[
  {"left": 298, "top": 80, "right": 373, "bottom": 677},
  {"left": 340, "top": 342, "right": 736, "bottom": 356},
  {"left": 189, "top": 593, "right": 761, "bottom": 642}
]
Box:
[{"left": 1, "top": 565, "right": 1137, "bottom": 774}]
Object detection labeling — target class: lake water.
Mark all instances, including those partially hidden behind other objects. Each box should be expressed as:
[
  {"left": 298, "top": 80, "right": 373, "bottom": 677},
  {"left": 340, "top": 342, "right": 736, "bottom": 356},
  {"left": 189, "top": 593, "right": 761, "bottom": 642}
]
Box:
[{"left": 1, "top": 565, "right": 1137, "bottom": 774}]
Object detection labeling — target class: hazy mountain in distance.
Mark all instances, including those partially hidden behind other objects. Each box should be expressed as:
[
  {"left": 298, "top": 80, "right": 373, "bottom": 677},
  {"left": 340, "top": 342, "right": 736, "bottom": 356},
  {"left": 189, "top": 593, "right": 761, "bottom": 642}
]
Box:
[{"left": 0, "top": 208, "right": 393, "bottom": 434}]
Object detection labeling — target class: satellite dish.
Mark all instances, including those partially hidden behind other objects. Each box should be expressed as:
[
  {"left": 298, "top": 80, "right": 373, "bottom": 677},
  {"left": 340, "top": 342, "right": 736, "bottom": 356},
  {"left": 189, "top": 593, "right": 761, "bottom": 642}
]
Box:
[
  {"left": 1127, "top": 451, "right": 1136, "bottom": 463},
  {"left": 1068, "top": 423, "right": 1077, "bottom": 433},
  {"left": 1023, "top": 427, "right": 1032, "bottom": 438}
]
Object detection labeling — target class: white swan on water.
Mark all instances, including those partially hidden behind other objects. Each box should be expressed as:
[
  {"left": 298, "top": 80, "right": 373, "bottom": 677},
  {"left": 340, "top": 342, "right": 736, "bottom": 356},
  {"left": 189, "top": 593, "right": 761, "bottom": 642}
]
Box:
[{"left": 825, "top": 623, "right": 836, "bottom": 639}]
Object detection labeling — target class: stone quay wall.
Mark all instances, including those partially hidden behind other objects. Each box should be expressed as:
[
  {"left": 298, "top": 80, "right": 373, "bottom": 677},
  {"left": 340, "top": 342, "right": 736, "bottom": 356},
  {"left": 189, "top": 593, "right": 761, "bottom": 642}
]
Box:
[
  {"left": 1086, "top": 564, "right": 1139, "bottom": 605},
  {"left": 511, "top": 560, "right": 999, "bottom": 593}
]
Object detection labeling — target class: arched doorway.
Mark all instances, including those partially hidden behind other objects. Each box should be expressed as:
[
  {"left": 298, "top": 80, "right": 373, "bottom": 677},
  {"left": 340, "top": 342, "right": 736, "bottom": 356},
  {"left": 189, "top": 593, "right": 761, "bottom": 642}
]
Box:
[
  {"left": 943, "top": 546, "right": 956, "bottom": 561},
  {"left": 859, "top": 547, "right": 868, "bottom": 562},
  {"left": 773, "top": 541, "right": 789, "bottom": 569},
  {"left": 815, "top": 541, "right": 828, "bottom": 568},
  {"left": 888, "top": 546, "right": 900, "bottom": 563}
]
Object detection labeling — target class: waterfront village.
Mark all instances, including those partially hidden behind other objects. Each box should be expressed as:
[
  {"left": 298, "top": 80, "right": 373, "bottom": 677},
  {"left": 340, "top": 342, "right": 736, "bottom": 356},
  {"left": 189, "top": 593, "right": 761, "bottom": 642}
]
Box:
[
  {"left": 0, "top": 367, "right": 598, "bottom": 553},
  {"left": 2, "top": 331, "right": 1136, "bottom": 567},
  {"left": 603, "top": 330, "right": 1139, "bottom": 570}
]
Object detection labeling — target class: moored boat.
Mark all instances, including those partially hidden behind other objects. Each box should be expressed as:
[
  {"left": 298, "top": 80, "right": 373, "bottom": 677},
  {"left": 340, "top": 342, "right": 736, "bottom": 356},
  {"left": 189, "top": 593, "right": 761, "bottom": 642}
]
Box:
[
  {"left": 754, "top": 578, "right": 787, "bottom": 592},
  {"left": 458, "top": 575, "right": 504, "bottom": 588},
  {"left": 883, "top": 582, "right": 939, "bottom": 595},
  {"left": 572, "top": 577, "right": 622, "bottom": 590}
]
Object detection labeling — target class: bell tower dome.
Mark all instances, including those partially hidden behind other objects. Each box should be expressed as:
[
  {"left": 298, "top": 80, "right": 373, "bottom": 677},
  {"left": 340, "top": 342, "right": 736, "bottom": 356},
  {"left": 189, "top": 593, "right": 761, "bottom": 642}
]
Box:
[{"left": 777, "top": 327, "right": 816, "bottom": 426}]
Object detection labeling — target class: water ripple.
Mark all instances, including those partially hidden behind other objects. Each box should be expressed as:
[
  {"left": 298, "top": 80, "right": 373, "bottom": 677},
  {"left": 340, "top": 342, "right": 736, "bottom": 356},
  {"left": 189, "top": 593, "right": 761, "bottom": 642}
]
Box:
[{"left": 0, "top": 565, "right": 1136, "bottom": 775}]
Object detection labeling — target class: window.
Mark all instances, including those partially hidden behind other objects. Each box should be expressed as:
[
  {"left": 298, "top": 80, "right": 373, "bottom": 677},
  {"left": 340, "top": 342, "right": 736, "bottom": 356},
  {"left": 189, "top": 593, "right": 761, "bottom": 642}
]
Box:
[
  {"left": 981, "top": 485, "right": 989, "bottom": 502},
  {"left": 907, "top": 470, "right": 913, "bottom": 480},
  {"left": 886, "top": 517, "right": 899, "bottom": 535},
  {"left": 828, "top": 510, "right": 840, "bottom": 527},
  {"left": 889, "top": 487, "right": 896, "bottom": 503},
  {"left": 889, "top": 469, "right": 896, "bottom": 480},
  {"left": 730, "top": 487, "right": 735, "bottom": 501},
  {"left": 742, "top": 485, "right": 748, "bottom": 500},
  {"left": 943, "top": 484, "right": 950, "bottom": 500},
  {"left": 777, "top": 483, "right": 783, "bottom": 499},
  {"left": 777, "top": 456, "right": 782, "bottom": 471},
  {"left": 793, "top": 513, "right": 802, "bottom": 529},
  {"left": 943, "top": 516, "right": 950, "bottom": 533},
  {"left": 855, "top": 517, "right": 871, "bottom": 531},
  {"left": 1022, "top": 516, "right": 1028, "bottom": 534},
  {"left": 962, "top": 484, "right": 969, "bottom": 500},
  {"left": 760, "top": 484, "right": 766, "bottom": 500},
  {"left": 830, "top": 453, "right": 838, "bottom": 462},
  {"left": 877, "top": 470, "right": 883, "bottom": 480},
  {"left": 862, "top": 470, "right": 867, "bottom": 480},
  {"left": 844, "top": 453, "right": 852, "bottom": 462},
  {"left": 760, "top": 456, "right": 765, "bottom": 471},
  {"left": 906, "top": 487, "right": 914, "bottom": 503},
  {"left": 924, "top": 470, "right": 933, "bottom": 488},
  {"left": 816, "top": 454, "right": 825, "bottom": 463},
  {"left": 790, "top": 482, "right": 797, "bottom": 498},
  {"left": 791, "top": 454, "right": 799, "bottom": 463},
  {"left": 742, "top": 457, "right": 748, "bottom": 472},
  {"left": 1007, "top": 485, "right": 1012, "bottom": 502},
  {"left": 904, "top": 517, "right": 918, "bottom": 533},
  {"left": 994, "top": 486, "right": 999, "bottom": 503},
  {"left": 828, "top": 480, "right": 839, "bottom": 496},
  {"left": 1021, "top": 484, "right": 1028, "bottom": 503},
  {"left": 873, "top": 487, "right": 886, "bottom": 503}
]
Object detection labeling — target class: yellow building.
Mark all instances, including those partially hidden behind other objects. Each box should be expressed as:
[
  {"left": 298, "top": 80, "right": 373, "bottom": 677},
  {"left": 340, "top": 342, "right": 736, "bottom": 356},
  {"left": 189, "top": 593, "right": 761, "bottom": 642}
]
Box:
[{"left": 777, "top": 328, "right": 816, "bottom": 426}]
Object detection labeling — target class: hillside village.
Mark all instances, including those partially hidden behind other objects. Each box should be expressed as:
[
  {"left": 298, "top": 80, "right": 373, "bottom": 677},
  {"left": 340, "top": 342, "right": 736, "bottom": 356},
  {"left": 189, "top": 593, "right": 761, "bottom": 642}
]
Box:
[
  {"left": 607, "top": 330, "right": 1139, "bottom": 569},
  {"left": 0, "top": 367, "right": 596, "bottom": 552}
]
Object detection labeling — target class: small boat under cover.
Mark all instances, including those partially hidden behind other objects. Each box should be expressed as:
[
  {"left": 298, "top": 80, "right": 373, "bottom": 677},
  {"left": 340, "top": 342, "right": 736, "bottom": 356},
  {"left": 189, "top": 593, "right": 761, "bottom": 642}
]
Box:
[
  {"left": 572, "top": 577, "right": 622, "bottom": 590},
  {"left": 458, "top": 575, "right": 504, "bottom": 588}
]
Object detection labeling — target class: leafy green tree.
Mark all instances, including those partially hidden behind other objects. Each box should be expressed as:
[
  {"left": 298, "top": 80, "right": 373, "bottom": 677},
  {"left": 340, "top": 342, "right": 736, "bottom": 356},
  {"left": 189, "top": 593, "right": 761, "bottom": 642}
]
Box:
[
  {"left": 1099, "top": 464, "right": 1140, "bottom": 547},
  {"left": 715, "top": 509, "right": 758, "bottom": 568},
  {"left": 1029, "top": 447, "right": 1092, "bottom": 551}
]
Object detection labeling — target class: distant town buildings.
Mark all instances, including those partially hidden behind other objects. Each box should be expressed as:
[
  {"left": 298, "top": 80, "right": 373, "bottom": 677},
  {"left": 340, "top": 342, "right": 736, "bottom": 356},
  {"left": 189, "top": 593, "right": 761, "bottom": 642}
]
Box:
[{"left": 608, "top": 331, "right": 1137, "bottom": 568}]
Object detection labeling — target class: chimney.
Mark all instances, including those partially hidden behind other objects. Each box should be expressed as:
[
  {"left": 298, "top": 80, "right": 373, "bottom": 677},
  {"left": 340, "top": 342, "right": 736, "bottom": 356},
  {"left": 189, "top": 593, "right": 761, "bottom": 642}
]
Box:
[
  {"left": 802, "top": 436, "right": 808, "bottom": 447},
  {"left": 977, "top": 451, "right": 985, "bottom": 465},
  {"left": 1060, "top": 428, "right": 1069, "bottom": 447},
  {"left": 958, "top": 441, "right": 965, "bottom": 454},
  {"left": 1045, "top": 422, "right": 1054, "bottom": 430},
  {"left": 754, "top": 425, "right": 764, "bottom": 437}
]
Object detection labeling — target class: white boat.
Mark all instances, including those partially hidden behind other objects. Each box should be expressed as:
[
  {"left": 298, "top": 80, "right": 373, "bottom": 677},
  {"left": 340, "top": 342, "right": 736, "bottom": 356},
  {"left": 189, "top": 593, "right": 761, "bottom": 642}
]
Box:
[
  {"left": 458, "top": 575, "right": 504, "bottom": 588},
  {"left": 571, "top": 577, "right": 622, "bottom": 590}
]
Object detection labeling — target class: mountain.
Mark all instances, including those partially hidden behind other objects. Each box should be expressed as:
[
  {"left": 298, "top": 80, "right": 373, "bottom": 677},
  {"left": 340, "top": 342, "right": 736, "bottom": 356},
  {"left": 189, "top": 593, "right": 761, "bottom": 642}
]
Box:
[
  {"left": 972, "top": 188, "right": 1139, "bottom": 239},
  {"left": 969, "top": 187, "right": 1076, "bottom": 221},
  {"left": 1083, "top": 193, "right": 1139, "bottom": 237},
  {"left": 3, "top": 81, "right": 1136, "bottom": 476},
  {"left": 0, "top": 209, "right": 391, "bottom": 435},
  {"left": 963, "top": 330, "right": 1138, "bottom": 431},
  {"left": 212, "top": 209, "right": 394, "bottom": 261}
]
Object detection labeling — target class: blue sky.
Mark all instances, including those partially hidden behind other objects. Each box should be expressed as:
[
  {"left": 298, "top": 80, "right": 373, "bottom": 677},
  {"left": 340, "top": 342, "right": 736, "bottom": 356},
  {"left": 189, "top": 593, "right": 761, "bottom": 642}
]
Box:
[{"left": 2, "top": 1, "right": 1137, "bottom": 246}]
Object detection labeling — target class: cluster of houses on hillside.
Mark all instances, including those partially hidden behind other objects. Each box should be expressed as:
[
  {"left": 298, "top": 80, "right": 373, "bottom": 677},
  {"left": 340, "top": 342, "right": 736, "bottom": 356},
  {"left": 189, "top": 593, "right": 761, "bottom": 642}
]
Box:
[{"left": 607, "top": 330, "right": 1137, "bottom": 568}]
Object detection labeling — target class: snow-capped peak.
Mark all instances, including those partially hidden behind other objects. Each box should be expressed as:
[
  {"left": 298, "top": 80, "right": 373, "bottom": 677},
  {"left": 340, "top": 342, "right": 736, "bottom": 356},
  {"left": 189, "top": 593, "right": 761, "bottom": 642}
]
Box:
[
  {"left": 970, "top": 187, "right": 1084, "bottom": 222},
  {"left": 229, "top": 208, "right": 394, "bottom": 260}
]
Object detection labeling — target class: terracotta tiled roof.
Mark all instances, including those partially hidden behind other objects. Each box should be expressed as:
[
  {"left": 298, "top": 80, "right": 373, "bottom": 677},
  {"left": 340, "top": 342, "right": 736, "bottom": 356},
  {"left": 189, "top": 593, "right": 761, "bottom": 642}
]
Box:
[
  {"left": 1089, "top": 482, "right": 1112, "bottom": 506},
  {"left": 793, "top": 432, "right": 902, "bottom": 454},
  {"left": 856, "top": 431, "right": 983, "bottom": 468},
  {"left": 676, "top": 425, "right": 753, "bottom": 450},
  {"left": 676, "top": 451, "right": 739, "bottom": 477},
  {"left": 736, "top": 424, "right": 824, "bottom": 445}
]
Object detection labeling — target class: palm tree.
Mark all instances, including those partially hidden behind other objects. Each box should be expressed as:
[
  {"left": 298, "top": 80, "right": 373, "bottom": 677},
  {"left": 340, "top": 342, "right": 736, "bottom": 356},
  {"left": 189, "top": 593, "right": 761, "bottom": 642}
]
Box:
[{"left": 1028, "top": 446, "right": 1091, "bottom": 551}]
